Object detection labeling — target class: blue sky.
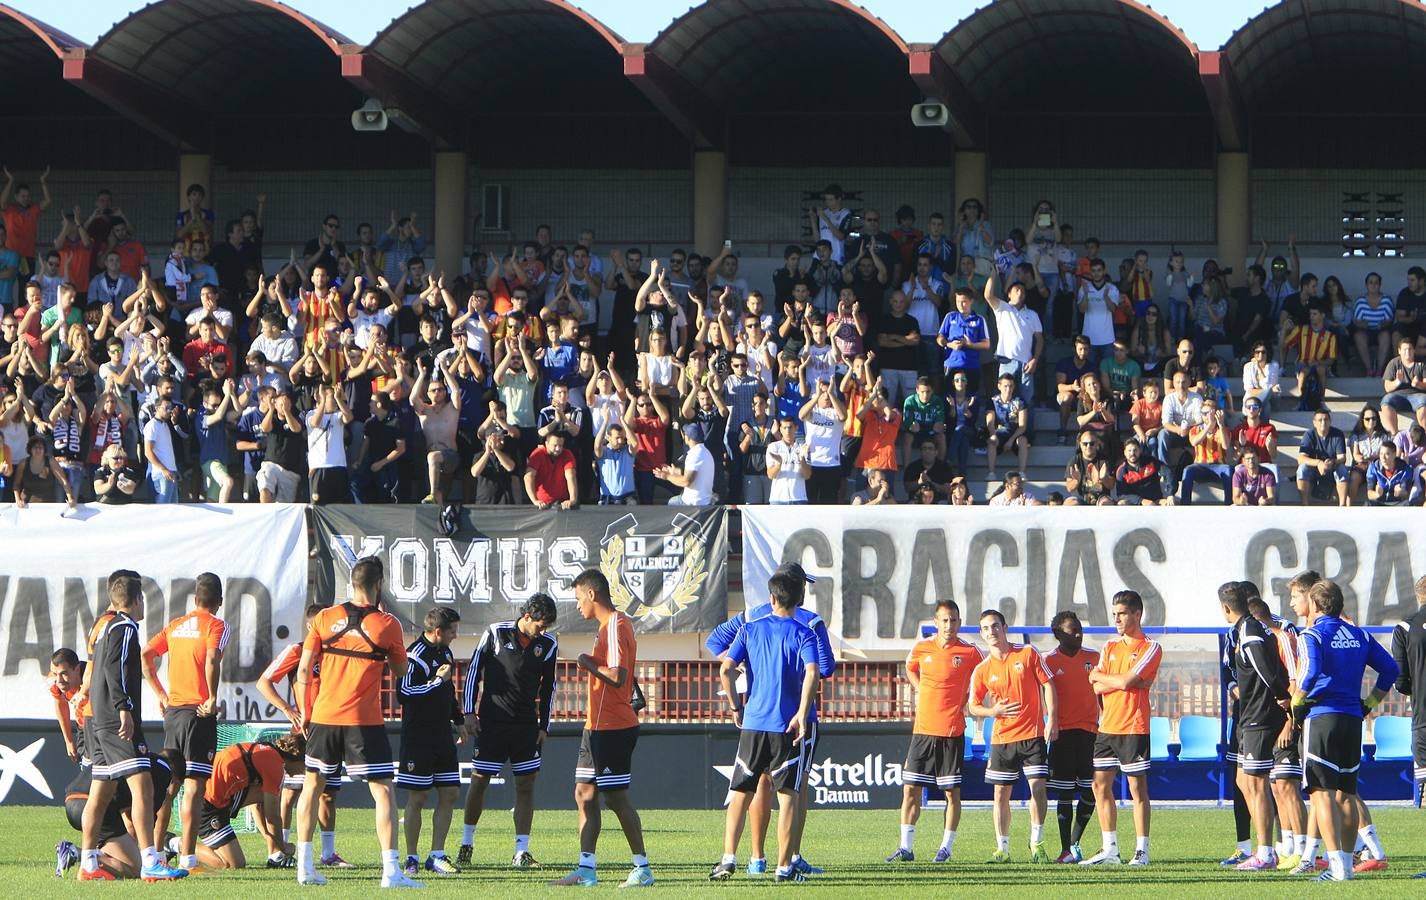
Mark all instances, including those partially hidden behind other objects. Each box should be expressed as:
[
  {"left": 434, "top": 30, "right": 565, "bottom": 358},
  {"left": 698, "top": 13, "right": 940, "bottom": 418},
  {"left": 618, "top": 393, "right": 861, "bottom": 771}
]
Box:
[{"left": 14, "top": 0, "right": 1251, "bottom": 49}]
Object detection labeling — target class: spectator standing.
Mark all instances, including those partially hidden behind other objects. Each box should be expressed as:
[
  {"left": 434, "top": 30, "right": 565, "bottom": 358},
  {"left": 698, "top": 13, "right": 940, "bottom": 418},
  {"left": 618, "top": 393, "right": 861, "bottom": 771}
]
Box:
[
  {"left": 303, "top": 215, "right": 347, "bottom": 280},
  {"left": 797, "top": 379, "right": 844, "bottom": 505},
  {"left": 808, "top": 185, "right": 850, "bottom": 265},
  {"left": 1234, "top": 265, "right": 1274, "bottom": 359},
  {"left": 306, "top": 383, "right": 354, "bottom": 505},
  {"left": 983, "top": 271, "right": 1044, "bottom": 411},
  {"left": 195, "top": 379, "right": 239, "bottom": 502},
  {"left": 937, "top": 289, "right": 989, "bottom": 392},
  {"left": 1, "top": 166, "right": 51, "bottom": 273},
  {"left": 143, "top": 397, "right": 181, "bottom": 503},
  {"left": 736, "top": 392, "right": 775, "bottom": 505},
  {"left": 378, "top": 212, "right": 426, "bottom": 285},
  {"left": 916, "top": 212, "right": 957, "bottom": 274},
  {"left": 593, "top": 417, "right": 636, "bottom": 505},
  {"left": 875, "top": 291, "right": 921, "bottom": 409},
  {"left": 258, "top": 390, "right": 306, "bottom": 503}
]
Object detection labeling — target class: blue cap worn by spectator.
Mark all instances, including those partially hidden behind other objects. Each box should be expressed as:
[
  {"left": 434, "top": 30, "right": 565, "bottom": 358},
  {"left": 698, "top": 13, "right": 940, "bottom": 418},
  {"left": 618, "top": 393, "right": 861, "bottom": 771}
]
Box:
[{"left": 682, "top": 421, "right": 706, "bottom": 443}]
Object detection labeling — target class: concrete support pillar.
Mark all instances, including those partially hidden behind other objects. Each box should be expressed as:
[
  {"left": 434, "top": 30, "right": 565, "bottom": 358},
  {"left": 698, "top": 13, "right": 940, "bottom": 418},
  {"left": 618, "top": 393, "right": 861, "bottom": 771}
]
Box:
[
  {"left": 177, "top": 153, "right": 212, "bottom": 206},
  {"left": 692, "top": 150, "right": 727, "bottom": 258},
  {"left": 433, "top": 150, "right": 468, "bottom": 278},
  {"left": 1216, "top": 151, "right": 1249, "bottom": 285},
  {"left": 954, "top": 149, "right": 987, "bottom": 206}
]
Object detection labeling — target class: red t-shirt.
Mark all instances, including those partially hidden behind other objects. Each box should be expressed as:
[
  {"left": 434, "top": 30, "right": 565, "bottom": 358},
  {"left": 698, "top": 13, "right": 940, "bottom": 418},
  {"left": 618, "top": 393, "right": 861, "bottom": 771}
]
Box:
[
  {"left": 182, "top": 339, "right": 229, "bottom": 374},
  {"left": 527, "top": 446, "right": 575, "bottom": 504},
  {"left": 632, "top": 416, "right": 666, "bottom": 472},
  {"left": 59, "top": 238, "right": 92, "bottom": 288},
  {"left": 1233, "top": 421, "right": 1277, "bottom": 460}
]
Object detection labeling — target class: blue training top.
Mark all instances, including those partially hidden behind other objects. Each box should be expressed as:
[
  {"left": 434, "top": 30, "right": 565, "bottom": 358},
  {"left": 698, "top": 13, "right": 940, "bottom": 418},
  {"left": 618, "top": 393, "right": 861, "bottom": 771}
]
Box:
[
  {"left": 1298, "top": 615, "right": 1399, "bottom": 719},
  {"left": 726, "top": 614, "right": 818, "bottom": 733},
  {"left": 707, "top": 601, "right": 836, "bottom": 722}
]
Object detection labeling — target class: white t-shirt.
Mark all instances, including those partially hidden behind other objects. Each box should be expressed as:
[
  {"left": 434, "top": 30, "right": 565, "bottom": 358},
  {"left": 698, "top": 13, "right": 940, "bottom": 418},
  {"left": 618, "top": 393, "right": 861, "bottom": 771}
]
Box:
[
  {"left": 804, "top": 406, "right": 843, "bottom": 467},
  {"left": 350, "top": 308, "right": 394, "bottom": 349},
  {"left": 142, "top": 417, "right": 176, "bottom": 471},
  {"left": 819, "top": 207, "right": 851, "bottom": 264},
  {"left": 679, "top": 442, "right": 715, "bottom": 504},
  {"left": 993, "top": 303, "right": 1043, "bottom": 363},
  {"left": 590, "top": 392, "right": 625, "bottom": 435},
  {"left": 251, "top": 332, "right": 299, "bottom": 368},
  {"left": 306, "top": 412, "right": 348, "bottom": 470},
  {"left": 766, "top": 440, "right": 808, "bottom": 503},
  {"left": 185, "top": 306, "right": 235, "bottom": 333},
  {"left": 1079, "top": 280, "right": 1119, "bottom": 346}
]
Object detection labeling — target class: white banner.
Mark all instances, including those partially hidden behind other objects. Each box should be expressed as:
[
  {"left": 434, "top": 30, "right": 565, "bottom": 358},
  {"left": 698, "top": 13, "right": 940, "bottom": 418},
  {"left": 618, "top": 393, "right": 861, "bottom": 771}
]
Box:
[
  {"left": 741, "top": 507, "right": 1424, "bottom": 650},
  {"left": 0, "top": 504, "right": 308, "bottom": 720}
]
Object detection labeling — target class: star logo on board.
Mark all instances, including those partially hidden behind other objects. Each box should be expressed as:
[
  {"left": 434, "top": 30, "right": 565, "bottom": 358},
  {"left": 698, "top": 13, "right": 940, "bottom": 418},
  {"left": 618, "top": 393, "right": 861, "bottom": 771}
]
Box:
[{"left": 0, "top": 739, "right": 52, "bottom": 802}]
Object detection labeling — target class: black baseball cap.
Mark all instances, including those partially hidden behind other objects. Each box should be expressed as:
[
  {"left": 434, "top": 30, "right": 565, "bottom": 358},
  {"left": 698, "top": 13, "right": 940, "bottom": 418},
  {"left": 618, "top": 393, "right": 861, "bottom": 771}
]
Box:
[{"left": 775, "top": 561, "right": 816, "bottom": 584}]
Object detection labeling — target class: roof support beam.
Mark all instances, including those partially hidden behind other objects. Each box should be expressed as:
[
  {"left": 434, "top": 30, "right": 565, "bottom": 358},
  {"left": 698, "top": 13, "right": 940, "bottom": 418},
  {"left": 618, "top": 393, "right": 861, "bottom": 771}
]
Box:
[
  {"left": 1199, "top": 51, "right": 1246, "bottom": 152},
  {"left": 62, "top": 53, "right": 206, "bottom": 150},
  {"left": 341, "top": 51, "right": 464, "bottom": 149},
  {"left": 622, "top": 44, "right": 725, "bottom": 151},
  {"left": 907, "top": 46, "right": 987, "bottom": 149}
]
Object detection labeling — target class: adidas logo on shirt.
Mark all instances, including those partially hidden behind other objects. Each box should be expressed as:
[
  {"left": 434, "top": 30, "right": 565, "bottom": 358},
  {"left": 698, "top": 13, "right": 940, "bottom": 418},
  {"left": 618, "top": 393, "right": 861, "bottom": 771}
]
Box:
[
  {"left": 1329, "top": 632, "right": 1361, "bottom": 650},
  {"left": 171, "top": 619, "right": 201, "bottom": 638}
]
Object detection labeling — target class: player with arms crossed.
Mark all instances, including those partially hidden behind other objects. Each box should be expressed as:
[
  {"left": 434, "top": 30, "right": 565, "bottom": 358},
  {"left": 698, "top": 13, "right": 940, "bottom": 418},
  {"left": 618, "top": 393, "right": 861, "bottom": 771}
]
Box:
[
  {"left": 141, "top": 571, "right": 228, "bottom": 873},
  {"left": 886, "top": 599, "right": 981, "bottom": 863},
  {"left": 257, "top": 603, "right": 351, "bottom": 867},
  {"left": 705, "top": 561, "right": 835, "bottom": 876},
  {"left": 708, "top": 568, "right": 820, "bottom": 882},
  {"left": 1084, "top": 589, "right": 1161, "bottom": 866},
  {"left": 396, "top": 607, "right": 463, "bottom": 877},
  {"left": 1044, "top": 611, "right": 1101, "bottom": 863},
  {"left": 551, "top": 569, "right": 652, "bottom": 888},
  {"left": 1391, "top": 574, "right": 1426, "bottom": 880},
  {"left": 458, "top": 593, "right": 558, "bottom": 868},
  {"left": 1294, "top": 579, "right": 1398, "bottom": 882},
  {"left": 78, "top": 569, "right": 188, "bottom": 882},
  {"left": 967, "top": 608, "right": 1057, "bottom": 864},
  {"left": 293, "top": 557, "right": 415, "bottom": 888}
]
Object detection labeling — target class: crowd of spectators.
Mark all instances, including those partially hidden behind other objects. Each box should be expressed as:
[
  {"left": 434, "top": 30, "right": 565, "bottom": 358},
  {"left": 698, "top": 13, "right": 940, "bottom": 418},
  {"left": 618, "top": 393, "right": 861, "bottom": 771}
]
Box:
[{"left": 2, "top": 174, "right": 1423, "bottom": 510}]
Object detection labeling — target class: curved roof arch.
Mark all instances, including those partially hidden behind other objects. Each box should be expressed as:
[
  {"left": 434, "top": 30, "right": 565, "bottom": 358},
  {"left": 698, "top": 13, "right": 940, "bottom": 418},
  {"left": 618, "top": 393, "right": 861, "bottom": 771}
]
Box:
[
  {"left": 0, "top": 5, "right": 98, "bottom": 112},
  {"left": 934, "top": 0, "right": 1203, "bottom": 112},
  {"left": 1222, "top": 0, "right": 1426, "bottom": 114},
  {"left": 0, "top": 4, "right": 85, "bottom": 58},
  {"left": 645, "top": 0, "right": 915, "bottom": 113},
  {"left": 88, "top": 0, "right": 352, "bottom": 110},
  {"left": 365, "top": 0, "right": 633, "bottom": 114}
]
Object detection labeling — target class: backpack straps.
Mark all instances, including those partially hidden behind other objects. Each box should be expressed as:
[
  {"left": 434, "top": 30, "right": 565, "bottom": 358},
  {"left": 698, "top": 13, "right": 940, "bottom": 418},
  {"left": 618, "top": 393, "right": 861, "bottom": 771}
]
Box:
[{"left": 319, "top": 602, "right": 388, "bottom": 661}]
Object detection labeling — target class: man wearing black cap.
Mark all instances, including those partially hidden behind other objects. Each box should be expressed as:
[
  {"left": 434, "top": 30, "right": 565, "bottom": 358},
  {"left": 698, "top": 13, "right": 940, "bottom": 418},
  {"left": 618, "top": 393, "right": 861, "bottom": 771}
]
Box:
[
  {"left": 657, "top": 421, "right": 714, "bottom": 505},
  {"left": 706, "top": 562, "right": 835, "bottom": 877}
]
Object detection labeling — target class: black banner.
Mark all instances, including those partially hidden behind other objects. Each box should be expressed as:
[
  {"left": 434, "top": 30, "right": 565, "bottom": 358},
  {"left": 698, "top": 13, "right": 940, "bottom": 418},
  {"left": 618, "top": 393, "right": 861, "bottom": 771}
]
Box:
[{"left": 311, "top": 506, "right": 728, "bottom": 634}]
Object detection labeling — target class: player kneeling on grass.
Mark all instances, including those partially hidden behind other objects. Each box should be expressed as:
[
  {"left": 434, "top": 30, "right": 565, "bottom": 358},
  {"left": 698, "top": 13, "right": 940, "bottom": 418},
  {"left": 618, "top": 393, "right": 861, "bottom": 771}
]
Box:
[
  {"left": 709, "top": 569, "right": 819, "bottom": 883},
  {"left": 58, "top": 753, "right": 175, "bottom": 879},
  {"left": 192, "top": 734, "right": 306, "bottom": 870},
  {"left": 397, "top": 606, "right": 464, "bottom": 877},
  {"left": 966, "top": 609, "right": 1057, "bottom": 864}
]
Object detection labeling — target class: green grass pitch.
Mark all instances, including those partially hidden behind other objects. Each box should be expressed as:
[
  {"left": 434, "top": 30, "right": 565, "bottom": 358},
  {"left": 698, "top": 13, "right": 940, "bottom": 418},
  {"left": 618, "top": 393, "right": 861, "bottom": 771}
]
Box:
[{"left": 7, "top": 804, "right": 1423, "bottom": 896}]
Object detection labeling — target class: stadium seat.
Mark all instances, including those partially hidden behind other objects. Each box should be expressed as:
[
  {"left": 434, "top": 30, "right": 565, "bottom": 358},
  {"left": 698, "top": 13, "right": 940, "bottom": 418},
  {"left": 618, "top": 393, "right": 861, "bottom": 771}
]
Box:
[
  {"left": 1372, "top": 716, "right": 1413, "bottom": 760},
  {"left": 1150, "top": 716, "right": 1172, "bottom": 760},
  {"left": 1176, "top": 715, "right": 1221, "bottom": 761}
]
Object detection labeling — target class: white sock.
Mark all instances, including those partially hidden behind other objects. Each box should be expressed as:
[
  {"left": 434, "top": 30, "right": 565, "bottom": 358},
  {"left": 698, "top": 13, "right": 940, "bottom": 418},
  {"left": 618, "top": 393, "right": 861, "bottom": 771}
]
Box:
[
  {"left": 1303, "top": 837, "right": 1320, "bottom": 860},
  {"left": 721, "top": 853, "right": 736, "bottom": 866},
  {"left": 941, "top": 830, "right": 956, "bottom": 851},
  {"left": 320, "top": 831, "right": 336, "bottom": 858},
  {"left": 180, "top": 854, "right": 197, "bottom": 869},
  {"left": 1102, "top": 832, "right": 1119, "bottom": 855},
  {"left": 1353, "top": 832, "right": 1365, "bottom": 853},
  {"left": 514, "top": 834, "right": 529, "bottom": 853},
  {"left": 1295, "top": 833, "right": 1308, "bottom": 856},
  {"left": 297, "top": 842, "right": 314, "bottom": 873},
  {"left": 996, "top": 835, "right": 1010, "bottom": 853},
  {"left": 1256, "top": 844, "right": 1272, "bottom": 861},
  {"left": 632, "top": 853, "right": 649, "bottom": 868},
  {"left": 578, "top": 851, "right": 596, "bottom": 870},
  {"left": 1330, "top": 849, "right": 1350, "bottom": 880},
  {"left": 1030, "top": 823, "right": 1044, "bottom": 845},
  {"left": 1279, "top": 832, "right": 1295, "bottom": 856},
  {"left": 1359, "top": 824, "right": 1384, "bottom": 859},
  {"left": 81, "top": 849, "right": 100, "bottom": 874},
  {"left": 1236, "top": 838, "right": 1251, "bottom": 854},
  {"left": 141, "top": 846, "right": 160, "bottom": 868},
  {"left": 900, "top": 824, "right": 915, "bottom": 851},
  {"left": 430, "top": 847, "right": 446, "bottom": 858},
  {"left": 381, "top": 849, "right": 399, "bottom": 877},
  {"left": 463, "top": 824, "right": 476, "bottom": 845},
  {"left": 1136, "top": 836, "right": 1149, "bottom": 854}
]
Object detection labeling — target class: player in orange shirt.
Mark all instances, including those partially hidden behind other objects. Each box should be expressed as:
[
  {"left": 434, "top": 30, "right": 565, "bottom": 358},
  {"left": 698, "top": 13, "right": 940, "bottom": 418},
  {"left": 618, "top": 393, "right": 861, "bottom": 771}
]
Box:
[
  {"left": 1045, "top": 611, "right": 1102, "bottom": 863},
  {"left": 141, "top": 572, "right": 228, "bottom": 873},
  {"left": 887, "top": 599, "right": 983, "bottom": 864},
  {"left": 550, "top": 569, "right": 652, "bottom": 888},
  {"left": 294, "top": 556, "right": 411, "bottom": 888},
  {"left": 50, "top": 648, "right": 90, "bottom": 764},
  {"left": 967, "top": 609, "right": 1057, "bottom": 864},
  {"left": 1084, "top": 589, "right": 1162, "bottom": 867},
  {"left": 256, "top": 603, "right": 352, "bottom": 868},
  {"left": 194, "top": 735, "right": 306, "bottom": 870}
]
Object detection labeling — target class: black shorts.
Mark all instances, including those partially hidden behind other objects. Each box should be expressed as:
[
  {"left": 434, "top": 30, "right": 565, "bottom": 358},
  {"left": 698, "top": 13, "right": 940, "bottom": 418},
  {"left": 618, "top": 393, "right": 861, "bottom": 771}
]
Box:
[
  {"left": 306, "top": 723, "right": 394, "bottom": 781},
  {"left": 163, "top": 706, "right": 218, "bottom": 778},
  {"left": 1093, "top": 732, "right": 1151, "bottom": 775},
  {"left": 575, "top": 726, "right": 639, "bottom": 791},
  {"left": 1237, "top": 726, "right": 1279, "bottom": 775},
  {"left": 1225, "top": 702, "right": 1241, "bottom": 765},
  {"left": 1415, "top": 725, "right": 1426, "bottom": 784},
  {"left": 986, "top": 738, "right": 1049, "bottom": 784},
  {"left": 89, "top": 725, "right": 152, "bottom": 781},
  {"left": 1048, "top": 728, "right": 1096, "bottom": 791},
  {"left": 198, "top": 796, "right": 244, "bottom": 850},
  {"left": 397, "top": 724, "right": 460, "bottom": 790},
  {"left": 901, "top": 734, "right": 966, "bottom": 790},
  {"left": 282, "top": 769, "right": 343, "bottom": 793},
  {"left": 1303, "top": 713, "right": 1361, "bottom": 794},
  {"left": 308, "top": 467, "right": 350, "bottom": 506},
  {"left": 729, "top": 729, "right": 806, "bottom": 794},
  {"left": 1272, "top": 725, "right": 1303, "bottom": 782},
  {"left": 472, "top": 720, "right": 542, "bottom": 778}
]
